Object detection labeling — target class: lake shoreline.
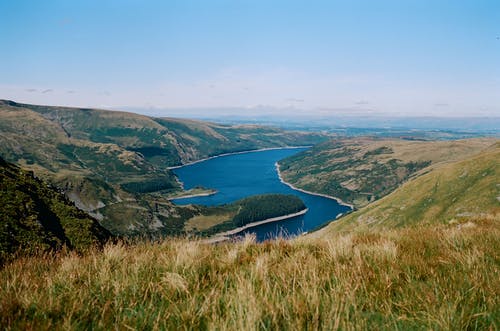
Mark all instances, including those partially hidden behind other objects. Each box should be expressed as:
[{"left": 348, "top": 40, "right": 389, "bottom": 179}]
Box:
[
  {"left": 168, "top": 146, "right": 311, "bottom": 170},
  {"left": 172, "top": 147, "right": 351, "bottom": 241},
  {"left": 203, "top": 208, "right": 309, "bottom": 244},
  {"left": 275, "top": 162, "right": 355, "bottom": 209}
]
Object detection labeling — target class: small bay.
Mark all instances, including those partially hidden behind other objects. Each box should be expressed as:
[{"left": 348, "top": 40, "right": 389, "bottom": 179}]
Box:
[{"left": 172, "top": 148, "right": 352, "bottom": 241}]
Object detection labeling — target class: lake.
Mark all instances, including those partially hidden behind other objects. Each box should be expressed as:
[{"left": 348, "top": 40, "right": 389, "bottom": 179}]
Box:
[{"left": 172, "top": 148, "right": 352, "bottom": 241}]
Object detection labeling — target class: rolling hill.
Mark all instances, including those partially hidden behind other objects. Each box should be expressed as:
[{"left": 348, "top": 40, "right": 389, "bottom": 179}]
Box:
[
  {"left": 313, "top": 142, "right": 499, "bottom": 235},
  {"left": 278, "top": 137, "right": 496, "bottom": 208}
]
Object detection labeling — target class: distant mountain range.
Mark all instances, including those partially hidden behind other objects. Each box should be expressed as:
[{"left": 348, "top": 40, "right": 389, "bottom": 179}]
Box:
[{"left": 121, "top": 106, "right": 500, "bottom": 131}]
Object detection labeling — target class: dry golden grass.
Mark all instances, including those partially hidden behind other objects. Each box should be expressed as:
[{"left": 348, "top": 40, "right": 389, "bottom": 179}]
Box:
[{"left": 1, "top": 216, "right": 498, "bottom": 330}]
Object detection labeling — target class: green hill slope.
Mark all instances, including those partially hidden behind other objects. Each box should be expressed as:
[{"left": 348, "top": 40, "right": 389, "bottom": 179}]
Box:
[
  {"left": 278, "top": 137, "right": 496, "bottom": 208},
  {"left": 315, "top": 143, "right": 500, "bottom": 235},
  {"left": 0, "top": 100, "right": 327, "bottom": 235},
  {"left": 0, "top": 157, "right": 112, "bottom": 263},
  {"left": 0, "top": 100, "right": 325, "bottom": 168}
]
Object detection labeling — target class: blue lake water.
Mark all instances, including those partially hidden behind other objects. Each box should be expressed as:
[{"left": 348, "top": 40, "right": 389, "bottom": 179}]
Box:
[{"left": 172, "top": 148, "right": 351, "bottom": 241}]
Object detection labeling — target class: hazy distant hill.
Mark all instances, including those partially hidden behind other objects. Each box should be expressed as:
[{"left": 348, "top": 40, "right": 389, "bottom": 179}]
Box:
[
  {"left": 278, "top": 137, "right": 496, "bottom": 208},
  {"left": 0, "top": 100, "right": 327, "bottom": 235},
  {"left": 0, "top": 157, "right": 111, "bottom": 263},
  {"left": 314, "top": 143, "right": 499, "bottom": 235}
]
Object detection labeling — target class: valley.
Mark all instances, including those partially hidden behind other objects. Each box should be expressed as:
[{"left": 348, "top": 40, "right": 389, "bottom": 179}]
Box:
[
  {"left": 3, "top": 2, "right": 499, "bottom": 328},
  {"left": 1, "top": 100, "right": 498, "bottom": 242},
  {"left": 0, "top": 100, "right": 328, "bottom": 237},
  {"left": 0, "top": 100, "right": 498, "bottom": 329}
]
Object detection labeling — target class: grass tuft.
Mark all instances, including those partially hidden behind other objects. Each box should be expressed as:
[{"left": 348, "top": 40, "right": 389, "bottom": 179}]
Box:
[{"left": 1, "top": 215, "right": 498, "bottom": 330}]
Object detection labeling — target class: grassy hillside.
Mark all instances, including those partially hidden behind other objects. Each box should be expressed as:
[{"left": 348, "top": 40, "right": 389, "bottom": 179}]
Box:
[
  {"left": 1, "top": 214, "right": 498, "bottom": 329},
  {"left": 0, "top": 100, "right": 178, "bottom": 210},
  {"left": 0, "top": 157, "right": 111, "bottom": 264},
  {"left": 0, "top": 100, "right": 327, "bottom": 235},
  {"left": 0, "top": 100, "right": 325, "bottom": 168},
  {"left": 314, "top": 143, "right": 499, "bottom": 236},
  {"left": 278, "top": 137, "right": 496, "bottom": 208}
]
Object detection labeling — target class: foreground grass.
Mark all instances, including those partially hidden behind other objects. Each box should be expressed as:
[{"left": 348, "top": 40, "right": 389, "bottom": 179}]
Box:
[{"left": 1, "top": 216, "right": 499, "bottom": 330}]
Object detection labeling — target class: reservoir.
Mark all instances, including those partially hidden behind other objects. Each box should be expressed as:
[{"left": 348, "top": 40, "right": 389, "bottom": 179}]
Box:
[{"left": 172, "top": 148, "right": 352, "bottom": 241}]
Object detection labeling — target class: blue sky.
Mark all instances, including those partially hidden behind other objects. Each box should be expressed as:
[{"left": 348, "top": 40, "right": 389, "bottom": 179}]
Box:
[{"left": 1, "top": 0, "right": 499, "bottom": 116}]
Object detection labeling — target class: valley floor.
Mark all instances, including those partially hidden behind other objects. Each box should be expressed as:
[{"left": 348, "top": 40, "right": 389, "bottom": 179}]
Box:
[{"left": 1, "top": 214, "right": 498, "bottom": 330}]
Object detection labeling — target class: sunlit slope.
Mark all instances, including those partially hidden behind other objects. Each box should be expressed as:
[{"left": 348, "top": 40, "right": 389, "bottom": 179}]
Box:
[
  {"left": 0, "top": 100, "right": 177, "bottom": 207},
  {"left": 316, "top": 143, "right": 499, "bottom": 235},
  {"left": 279, "top": 137, "right": 495, "bottom": 208}
]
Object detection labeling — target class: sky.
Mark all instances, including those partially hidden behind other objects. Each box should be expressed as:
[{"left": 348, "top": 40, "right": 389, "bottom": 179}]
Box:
[{"left": 1, "top": 0, "right": 499, "bottom": 117}]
